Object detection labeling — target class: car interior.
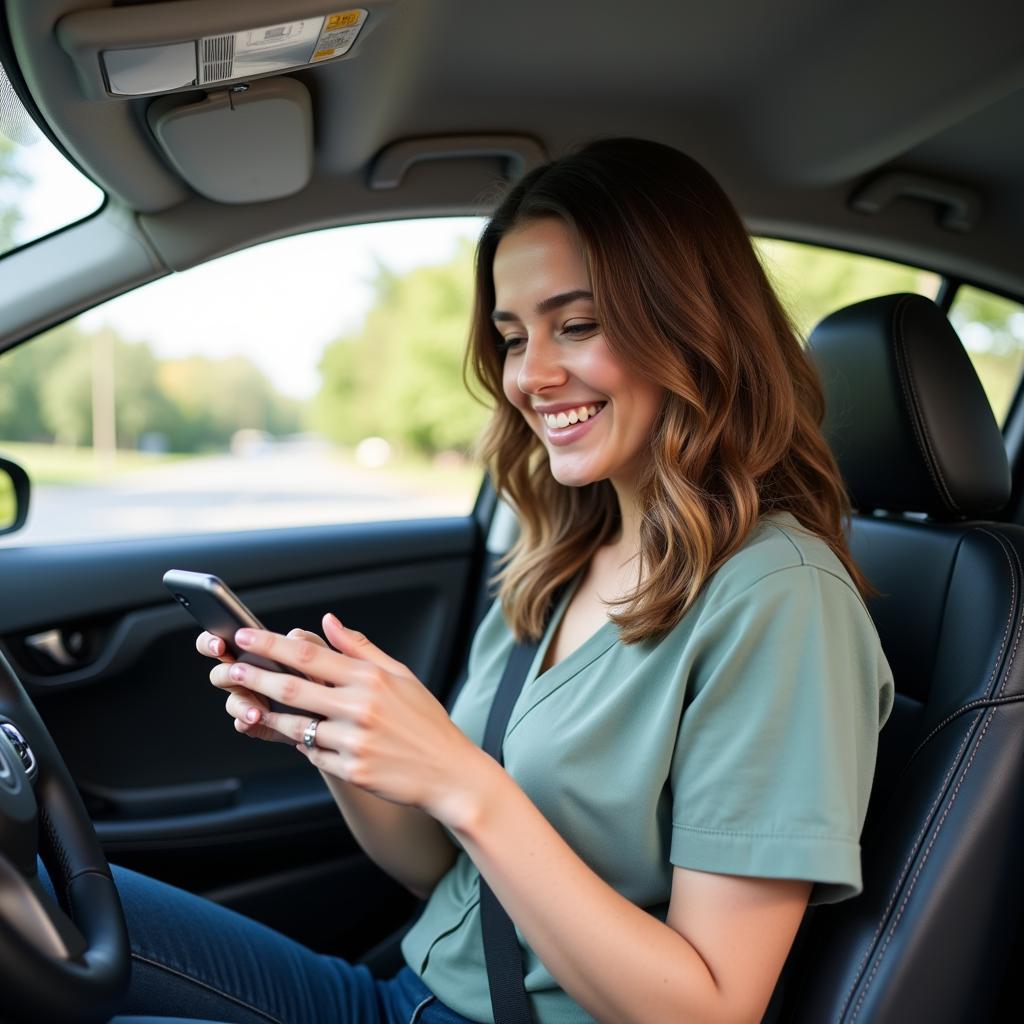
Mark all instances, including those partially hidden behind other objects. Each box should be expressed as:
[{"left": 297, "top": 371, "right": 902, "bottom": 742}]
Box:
[{"left": 1, "top": 1, "right": 1023, "bottom": 1022}]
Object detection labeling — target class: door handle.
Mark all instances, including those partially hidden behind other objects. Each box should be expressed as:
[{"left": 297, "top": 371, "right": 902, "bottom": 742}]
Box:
[{"left": 25, "top": 628, "right": 89, "bottom": 668}]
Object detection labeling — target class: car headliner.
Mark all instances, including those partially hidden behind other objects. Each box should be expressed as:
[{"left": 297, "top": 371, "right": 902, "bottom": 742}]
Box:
[{"left": 0, "top": 0, "right": 1022, "bottom": 342}]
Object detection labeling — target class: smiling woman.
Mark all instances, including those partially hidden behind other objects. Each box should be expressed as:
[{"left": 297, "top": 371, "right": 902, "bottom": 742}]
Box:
[
  {"left": 493, "top": 220, "right": 665, "bottom": 494},
  {"left": 17, "top": 133, "right": 895, "bottom": 1024}
]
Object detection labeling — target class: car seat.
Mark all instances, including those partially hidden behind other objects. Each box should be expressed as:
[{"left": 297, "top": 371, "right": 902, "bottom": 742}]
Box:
[{"left": 774, "top": 293, "right": 1024, "bottom": 1021}]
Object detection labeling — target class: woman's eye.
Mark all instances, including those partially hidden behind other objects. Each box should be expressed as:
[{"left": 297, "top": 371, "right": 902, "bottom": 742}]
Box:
[
  {"left": 497, "top": 336, "right": 526, "bottom": 352},
  {"left": 563, "top": 322, "right": 597, "bottom": 336}
]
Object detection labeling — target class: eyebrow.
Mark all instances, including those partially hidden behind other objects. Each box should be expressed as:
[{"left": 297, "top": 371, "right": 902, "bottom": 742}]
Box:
[{"left": 490, "top": 289, "right": 594, "bottom": 322}]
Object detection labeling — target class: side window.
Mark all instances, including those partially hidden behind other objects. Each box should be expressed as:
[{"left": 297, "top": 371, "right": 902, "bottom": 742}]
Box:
[
  {"left": 755, "top": 239, "right": 940, "bottom": 339},
  {"left": 948, "top": 286, "right": 1024, "bottom": 425},
  {"left": 0, "top": 218, "right": 487, "bottom": 545}
]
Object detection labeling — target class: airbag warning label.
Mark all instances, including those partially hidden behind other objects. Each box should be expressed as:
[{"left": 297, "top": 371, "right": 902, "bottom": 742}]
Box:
[{"left": 311, "top": 9, "right": 368, "bottom": 62}]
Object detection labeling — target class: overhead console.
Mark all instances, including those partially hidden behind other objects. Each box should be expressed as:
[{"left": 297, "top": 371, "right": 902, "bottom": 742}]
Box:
[
  {"left": 56, "top": 1, "right": 392, "bottom": 99},
  {"left": 49, "top": 1, "right": 396, "bottom": 203}
]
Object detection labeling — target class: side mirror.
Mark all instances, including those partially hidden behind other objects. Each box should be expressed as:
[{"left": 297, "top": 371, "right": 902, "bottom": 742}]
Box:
[{"left": 0, "top": 457, "right": 30, "bottom": 536}]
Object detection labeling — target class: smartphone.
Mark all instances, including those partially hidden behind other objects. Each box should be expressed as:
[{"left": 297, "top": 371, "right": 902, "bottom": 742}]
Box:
[{"left": 162, "top": 569, "right": 309, "bottom": 715}]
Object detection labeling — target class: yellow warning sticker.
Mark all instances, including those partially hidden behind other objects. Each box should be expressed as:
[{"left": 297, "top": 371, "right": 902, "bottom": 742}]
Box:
[
  {"left": 311, "top": 9, "right": 367, "bottom": 62},
  {"left": 326, "top": 11, "right": 362, "bottom": 31}
]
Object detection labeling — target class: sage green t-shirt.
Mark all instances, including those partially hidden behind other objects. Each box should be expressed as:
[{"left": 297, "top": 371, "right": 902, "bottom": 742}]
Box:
[{"left": 401, "top": 511, "right": 895, "bottom": 1024}]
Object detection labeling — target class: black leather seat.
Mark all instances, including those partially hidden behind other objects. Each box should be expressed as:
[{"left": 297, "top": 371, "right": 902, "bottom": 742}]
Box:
[{"left": 776, "top": 293, "right": 1024, "bottom": 1021}]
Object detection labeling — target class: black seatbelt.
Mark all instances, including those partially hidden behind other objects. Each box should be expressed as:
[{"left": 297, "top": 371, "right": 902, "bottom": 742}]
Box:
[{"left": 479, "top": 586, "right": 565, "bottom": 1024}]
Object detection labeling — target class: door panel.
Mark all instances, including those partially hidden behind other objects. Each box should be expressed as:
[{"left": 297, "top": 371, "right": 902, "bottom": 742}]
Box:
[{"left": 0, "top": 514, "right": 484, "bottom": 955}]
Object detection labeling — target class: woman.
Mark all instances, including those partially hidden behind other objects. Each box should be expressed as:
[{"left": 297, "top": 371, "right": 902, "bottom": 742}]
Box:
[{"left": 114, "top": 137, "right": 894, "bottom": 1023}]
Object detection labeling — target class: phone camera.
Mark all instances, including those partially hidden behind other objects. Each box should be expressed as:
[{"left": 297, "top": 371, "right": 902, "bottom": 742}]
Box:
[{"left": 176, "top": 594, "right": 191, "bottom": 608}]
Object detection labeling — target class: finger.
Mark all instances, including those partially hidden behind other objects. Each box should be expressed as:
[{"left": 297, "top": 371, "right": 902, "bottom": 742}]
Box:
[
  {"left": 223, "top": 659, "right": 339, "bottom": 717},
  {"left": 322, "top": 613, "right": 409, "bottom": 675},
  {"left": 233, "top": 716, "right": 291, "bottom": 744},
  {"left": 225, "top": 687, "right": 268, "bottom": 725},
  {"left": 233, "top": 628, "right": 371, "bottom": 688},
  {"left": 294, "top": 740, "right": 348, "bottom": 778},
  {"left": 210, "top": 661, "right": 240, "bottom": 688},
  {"left": 285, "top": 629, "right": 334, "bottom": 685},
  {"left": 261, "top": 709, "right": 343, "bottom": 746},
  {"left": 287, "top": 628, "right": 327, "bottom": 648},
  {"left": 197, "top": 632, "right": 234, "bottom": 661}
]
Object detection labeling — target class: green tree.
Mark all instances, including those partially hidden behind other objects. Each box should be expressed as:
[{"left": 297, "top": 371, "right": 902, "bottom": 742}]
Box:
[
  {"left": 160, "top": 354, "right": 302, "bottom": 452},
  {"left": 755, "top": 239, "right": 939, "bottom": 339},
  {"left": 313, "top": 240, "right": 490, "bottom": 455},
  {"left": 0, "top": 324, "right": 76, "bottom": 441},
  {"left": 0, "top": 132, "right": 27, "bottom": 252},
  {"left": 38, "top": 329, "right": 177, "bottom": 448}
]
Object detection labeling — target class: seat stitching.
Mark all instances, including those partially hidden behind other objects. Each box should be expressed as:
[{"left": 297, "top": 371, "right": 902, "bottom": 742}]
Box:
[
  {"left": 891, "top": 296, "right": 959, "bottom": 513},
  {"left": 130, "top": 951, "right": 284, "bottom": 1024},
  {"left": 408, "top": 994, "right": 436, "bottom": 1023},
  {"left": 853, "top": 703, "right": 997, "bottom": 1019},
  {"left": 838, "top": 527, "right": 1015, "bottom": 1017},
  {"left": 848, "top": 529, "right": 1019, "bottom": 1019},
  {"left": 906, "top": 693, "right": 1024, "bottom": 759},
  {"left": 837, "top": 720, "right": 974, "bottom": 1018},
  {"left": 982, "top": 528, "right": 1024, "bottom": 700},
  {"left": 900, "top": 529, "right": 1020, "bottom": 767}
]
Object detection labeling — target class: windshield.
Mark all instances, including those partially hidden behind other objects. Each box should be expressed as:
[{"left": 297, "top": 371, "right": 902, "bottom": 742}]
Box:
[{"left": 0, "top": 58, "right": 104, "bottom": 257}]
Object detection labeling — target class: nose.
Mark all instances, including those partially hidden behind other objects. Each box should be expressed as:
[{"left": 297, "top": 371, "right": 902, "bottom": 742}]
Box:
[{"left": 516, "top": 332, "right": 568, "bottom": 395}]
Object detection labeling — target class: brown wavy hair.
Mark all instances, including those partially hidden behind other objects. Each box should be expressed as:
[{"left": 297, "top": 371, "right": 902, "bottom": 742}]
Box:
[{"left": 465, "top": 136, "right": 877, "bottom": 643}]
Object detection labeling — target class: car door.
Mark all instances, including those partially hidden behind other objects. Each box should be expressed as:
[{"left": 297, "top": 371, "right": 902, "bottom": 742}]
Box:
[{"left": 0, "top": 215, "right": 498, "bottom": 963}]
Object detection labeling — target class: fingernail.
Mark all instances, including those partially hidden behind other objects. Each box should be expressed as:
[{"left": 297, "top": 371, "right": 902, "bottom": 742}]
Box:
[
  {"left": 326, "top": 613, "right": 341, "bottom": 628},
  {"left": 209, "top": 638, "right": 221, "bottom": 654},
  {"left": 236, "top": 629, "right": 255, "bottom": 646},
  {"left": 229, "top": 664, "right": 246, "bottom": 681},
  {"left": 245, "top": 708, "right": 259, "bottom": 723}
]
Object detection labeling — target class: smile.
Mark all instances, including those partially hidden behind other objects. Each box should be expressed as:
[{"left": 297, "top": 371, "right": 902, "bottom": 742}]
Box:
[
  {"left": 541, "top": 402, "right": 605, "bottom": 428},
  {"left": 541, "top": 402, "right": 607, "bottom": 445}
]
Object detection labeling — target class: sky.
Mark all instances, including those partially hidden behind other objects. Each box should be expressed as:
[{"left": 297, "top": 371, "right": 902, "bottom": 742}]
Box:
[{"left": 7, "top": 124, "right": 484, "bottom": 398}]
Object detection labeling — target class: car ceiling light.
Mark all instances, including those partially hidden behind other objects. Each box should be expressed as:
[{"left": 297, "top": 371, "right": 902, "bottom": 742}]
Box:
[{"left": 57, "top": 2, "right": 393, "bottom": 100}]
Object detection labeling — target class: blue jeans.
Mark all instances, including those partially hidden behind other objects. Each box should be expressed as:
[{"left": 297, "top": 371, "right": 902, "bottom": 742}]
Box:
[{"left": 39, "top": 861, "right": 479, "bottom": 1024}]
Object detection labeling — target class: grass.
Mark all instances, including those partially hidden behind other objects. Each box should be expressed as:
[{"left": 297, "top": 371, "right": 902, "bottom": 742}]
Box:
[
  {"left": 0, "top": 442, "right": 186, "bottom": 486},
  {"left": 0, "top": 439, "right": 483, "bottom": 497}
]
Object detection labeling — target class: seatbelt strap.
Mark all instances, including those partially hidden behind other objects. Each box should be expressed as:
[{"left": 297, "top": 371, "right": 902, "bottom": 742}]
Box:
[{"left": 479, "top": 587, "right": 565, "bottom": 1024}]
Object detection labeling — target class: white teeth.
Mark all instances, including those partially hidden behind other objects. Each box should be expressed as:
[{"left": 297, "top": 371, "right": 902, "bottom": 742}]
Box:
[{"left": 542, "top": 403, "right": 603, "bottom": 429}]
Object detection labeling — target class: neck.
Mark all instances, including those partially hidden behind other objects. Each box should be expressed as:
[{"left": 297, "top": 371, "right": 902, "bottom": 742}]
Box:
[{"left": 607, "top": 479, "right": 643, "bottom": 562}]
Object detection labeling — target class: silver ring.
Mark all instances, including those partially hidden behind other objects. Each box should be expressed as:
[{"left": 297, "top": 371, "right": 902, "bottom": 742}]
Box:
[{"left": 303, "top": 718, "right": 320, "bottom": 749}]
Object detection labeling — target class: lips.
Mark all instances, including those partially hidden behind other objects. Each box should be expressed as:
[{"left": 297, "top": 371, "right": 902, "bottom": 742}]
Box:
[{"left": 541, "top": 401, "right": 606, "bottom": 446}]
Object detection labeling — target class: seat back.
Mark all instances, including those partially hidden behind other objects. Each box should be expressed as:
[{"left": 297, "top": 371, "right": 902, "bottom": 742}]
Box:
[{"left": 780, "top": 294, "right": 1024, "bottom": 1022}]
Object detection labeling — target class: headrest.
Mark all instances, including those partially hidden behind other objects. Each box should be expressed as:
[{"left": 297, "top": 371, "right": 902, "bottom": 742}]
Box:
[{"left": 806, "top": 293, "right": 1010, "bottom": 520}]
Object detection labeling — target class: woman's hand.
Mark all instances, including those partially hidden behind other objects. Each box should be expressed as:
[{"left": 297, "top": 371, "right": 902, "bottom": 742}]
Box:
[
  {"left": 208, "top": 614, "right": 487, "bottom": 822},
  {"left": 198, "top": 627, "right": 327, "bottom": 746}
]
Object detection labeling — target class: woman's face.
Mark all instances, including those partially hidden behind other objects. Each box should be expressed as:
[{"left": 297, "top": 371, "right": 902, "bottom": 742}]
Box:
[{"left": 493, "top": 217, "right": 665, "bottom": 492}]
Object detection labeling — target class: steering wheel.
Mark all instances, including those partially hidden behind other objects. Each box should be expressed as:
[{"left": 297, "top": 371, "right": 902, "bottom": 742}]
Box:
[{"left": 0, "top": 648, "right": 130, "bottom": 1023}]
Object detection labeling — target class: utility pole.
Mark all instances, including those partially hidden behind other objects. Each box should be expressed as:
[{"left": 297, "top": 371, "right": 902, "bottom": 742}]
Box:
[{"left": 92, "top": 328, "right": 116, "bottom": 468}]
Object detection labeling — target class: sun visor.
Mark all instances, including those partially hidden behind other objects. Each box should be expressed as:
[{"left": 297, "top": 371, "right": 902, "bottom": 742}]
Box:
[{"left": 147, "top": 77, "right": 313, "bottom": 203}]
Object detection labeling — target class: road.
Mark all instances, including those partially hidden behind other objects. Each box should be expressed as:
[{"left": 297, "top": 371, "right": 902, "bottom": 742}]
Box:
[{"left": 1, "top": 449, "right": 475, "bottom": 546}]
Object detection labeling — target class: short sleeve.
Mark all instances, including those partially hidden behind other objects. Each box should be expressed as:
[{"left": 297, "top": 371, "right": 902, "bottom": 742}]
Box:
[{"left": 669, "top": 565, "right": 894, "bottom": 905}]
